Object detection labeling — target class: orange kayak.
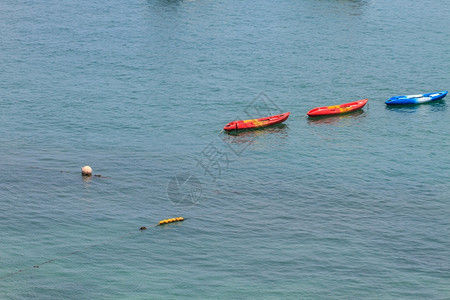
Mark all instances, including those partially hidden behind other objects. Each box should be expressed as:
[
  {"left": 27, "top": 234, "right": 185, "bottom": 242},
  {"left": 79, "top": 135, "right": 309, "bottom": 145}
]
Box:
[
  {"left": 224, "top": 112, "right": 290, "bottom": 131},
  {"left": 307, "top": 99, "right": 368, "bottom": 117}
]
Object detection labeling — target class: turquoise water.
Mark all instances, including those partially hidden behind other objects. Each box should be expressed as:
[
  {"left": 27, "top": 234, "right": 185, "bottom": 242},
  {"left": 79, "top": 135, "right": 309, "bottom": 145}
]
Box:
[{"left": 1, "top": 0, "right": 449, "bottom": 298}]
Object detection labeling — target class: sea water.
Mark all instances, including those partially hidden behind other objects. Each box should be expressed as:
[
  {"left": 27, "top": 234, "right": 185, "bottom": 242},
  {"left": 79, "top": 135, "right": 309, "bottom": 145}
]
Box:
[{"left": 0, "top": 0, "right": 449, "bottom": 298}]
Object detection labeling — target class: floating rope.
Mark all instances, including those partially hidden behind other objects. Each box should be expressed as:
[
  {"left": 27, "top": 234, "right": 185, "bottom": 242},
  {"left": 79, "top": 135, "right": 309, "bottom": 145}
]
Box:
[
  {"left": 0, "top": 217, "right": 185, "bottom": 280},
  {"left": 157, "top": 217, "right": 184, "bottom": 226}
]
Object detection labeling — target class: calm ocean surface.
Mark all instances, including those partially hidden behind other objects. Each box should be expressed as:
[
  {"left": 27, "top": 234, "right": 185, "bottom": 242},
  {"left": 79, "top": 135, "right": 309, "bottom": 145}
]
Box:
[{"left": 1, "top": 0, "right": 449, "bottom": 298}]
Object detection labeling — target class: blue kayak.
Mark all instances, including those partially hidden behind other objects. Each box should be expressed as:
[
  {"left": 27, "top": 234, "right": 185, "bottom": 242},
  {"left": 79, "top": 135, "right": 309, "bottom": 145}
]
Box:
[{"left": 385, "top": 91, "right": 447, "bottom": 105}]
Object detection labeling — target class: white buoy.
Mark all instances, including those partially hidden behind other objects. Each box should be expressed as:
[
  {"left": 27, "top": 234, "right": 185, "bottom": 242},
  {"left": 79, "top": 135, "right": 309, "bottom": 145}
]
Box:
[{"left": 81, "top": 166, "right": 92, "bottom": 176}]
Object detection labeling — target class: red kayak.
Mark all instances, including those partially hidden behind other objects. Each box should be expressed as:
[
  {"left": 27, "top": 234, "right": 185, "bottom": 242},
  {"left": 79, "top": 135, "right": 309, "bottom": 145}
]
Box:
[
  {"left": 224, "top": 112, "right": 290, "bottom": 131},
  {"left": 307, "top": 99, "right": 368, "bottom": 117}
]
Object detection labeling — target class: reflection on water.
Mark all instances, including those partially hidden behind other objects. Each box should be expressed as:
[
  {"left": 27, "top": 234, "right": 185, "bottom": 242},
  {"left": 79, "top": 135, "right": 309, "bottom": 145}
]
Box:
[
  {"left": 82, "top": 175, "right": 92, "bottom": 185},
  {"left": 307, "top": 110, "right": 367, "bottom": 145},
  {"left": 318, "top": 0, "right": 368, "bottom": 16},
  {"left": 384, "top": 100, "right": 447, "bottom": 113},
  {"left": 224, "top": 124, "right": 287, "bottom": 137},
  {"left": 307, "top": 110, "right": 366, "bottom": 126},
  {"left": 222, "top": 124, "right": 288, "bottom": 146},
  {"left": 155, "top": 0, "right": 183, "bottom": 5}
]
